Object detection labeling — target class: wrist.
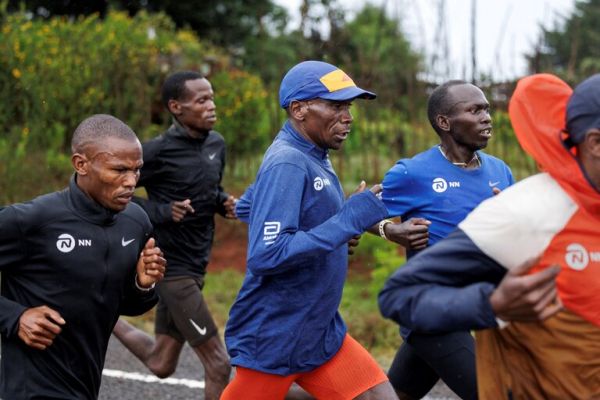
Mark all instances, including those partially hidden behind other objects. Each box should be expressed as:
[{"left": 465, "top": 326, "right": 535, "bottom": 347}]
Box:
[
  {"left": 135, "top": 274, "right": 156, "bottom": 292},
  {"left": 378, "top": 219, "right": 392, "bottom": 240}
]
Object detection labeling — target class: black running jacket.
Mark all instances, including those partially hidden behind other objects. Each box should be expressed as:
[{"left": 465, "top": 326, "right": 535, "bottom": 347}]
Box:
[
  {"left": 0, "top": 176, "right": 158, "bottom": 399},
  {"left": 133, "top": 122, "right": 229, "bottom": 277}
]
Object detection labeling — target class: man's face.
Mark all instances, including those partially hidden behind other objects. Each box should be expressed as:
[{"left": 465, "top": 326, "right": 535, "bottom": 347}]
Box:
[
  {"left": 301, "top": 99, "right": 354, "bottom": 150},
  {"left": 172, "top": 78, "right": 216, "bottom": 135},
  {"left": 81, "top": 137, "right": 143, "bottom": 211},
  {"left": 445, "top": 84, "right": 492, "bottom": 151}
]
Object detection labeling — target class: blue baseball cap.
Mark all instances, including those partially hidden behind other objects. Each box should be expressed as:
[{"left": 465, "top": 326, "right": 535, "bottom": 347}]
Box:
[
  {"left": 279, "top": 61, "right": 376, "bottom": 109},
  {"left": 566, "top": 74, "right": 600, "bottom": 145}
]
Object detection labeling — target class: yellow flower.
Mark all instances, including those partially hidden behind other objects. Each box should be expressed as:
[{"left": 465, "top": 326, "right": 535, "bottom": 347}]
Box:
[
  {"left": 12, "top": 68, "right": 21, "bottom": 79},
  {"left": 20, "top": 21, "right": 32, "bottom": 31}
]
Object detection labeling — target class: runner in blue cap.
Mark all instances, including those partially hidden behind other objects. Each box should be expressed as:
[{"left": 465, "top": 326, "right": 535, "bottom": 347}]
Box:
[{"left": 221, "top": 60, "right": 397, "bottom": 400}]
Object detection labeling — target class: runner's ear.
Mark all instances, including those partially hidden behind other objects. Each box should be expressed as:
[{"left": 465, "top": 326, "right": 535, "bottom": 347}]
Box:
[
  {"left": 168, "top": 99, "right": 182, "bottom": 116},
  {"left": 71, "top": 153, "right": 89, "bottom": 176},
  {"left": 288, "top": 100, "right": 307, "bottom": 121},
  {"left": 436, "top": 114, "right": 450, "bottom": 132}
]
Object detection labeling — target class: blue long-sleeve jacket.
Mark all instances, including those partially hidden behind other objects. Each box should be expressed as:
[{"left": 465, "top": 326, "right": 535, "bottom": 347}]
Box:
[
  {"left": 378, "top": 228, "right": 503, "bottom": 333},
  {"left": 225, "top": 121, "right": 387, "bottom": 375}
]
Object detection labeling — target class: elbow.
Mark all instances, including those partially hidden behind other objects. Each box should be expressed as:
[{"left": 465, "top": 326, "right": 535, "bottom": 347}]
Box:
[
  {"left": 377, "top": 289, "right": 405, "bottom": 323},
  {"left": 246, "top": 254, "right": 282, "bottom": 276},
  {"left": 377, "top": 291, "right": 393, "bottom": 319}
]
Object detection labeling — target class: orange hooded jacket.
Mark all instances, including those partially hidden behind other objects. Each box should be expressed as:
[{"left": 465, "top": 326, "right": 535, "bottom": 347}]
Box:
[{"left": 509, "top": 73, "right": 600, "bottom": 326}]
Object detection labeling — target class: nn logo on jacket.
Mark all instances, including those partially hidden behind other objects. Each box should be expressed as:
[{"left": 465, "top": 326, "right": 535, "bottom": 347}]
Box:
[
  {"left": 56, "top": 233, "right": 92, "bottom": 253},
  {"left": 314, "top": 176, "right": 331, "bottom": 191},
  {"left": 565, "top": 243, "right": 600, "bottom": 270}
]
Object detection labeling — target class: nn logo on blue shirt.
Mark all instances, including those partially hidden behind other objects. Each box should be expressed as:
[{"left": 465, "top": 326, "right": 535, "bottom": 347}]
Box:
[
  {"left": 432, "top": 177, "right": 460, "bottom": 193},
  {"left": 314, "top": 176, "right": 331, "bottom": 191}
]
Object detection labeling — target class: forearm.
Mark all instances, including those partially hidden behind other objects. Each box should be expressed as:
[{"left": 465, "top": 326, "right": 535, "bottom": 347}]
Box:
[
  {"left": 215, "top": 187, "right": 230, "bottom": 217},
  {"left": 119, "top": 281, "right": 159, "bottom": 316},
  {"left": 0, "top": 296, "right": 28, "bottom": 338},
  {"left": 379, "top": 280, "right": 498, "bottom": 332},
  {"left": 132, "top": 196, "right": 171, "bottom": 224},
  {"left": 248, "top": 192, "right": 387, "bottom": 275},
  {"left": 235, "top": 184, "right": 254, "bottom": 223},
  {"left": 378, "top": 229, "right": 507, "bottom": 332}
]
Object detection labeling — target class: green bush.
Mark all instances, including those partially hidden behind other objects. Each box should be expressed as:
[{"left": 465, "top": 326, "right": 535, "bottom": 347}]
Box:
[
  {"left": 0, "top": 10, "right": 270, "bottom": 203},
  {"left": 0, "top": 10, "right": 540, "bottom": 205},
  {"left": 210, "top": 69, "right": 272, "bottom": 164}
]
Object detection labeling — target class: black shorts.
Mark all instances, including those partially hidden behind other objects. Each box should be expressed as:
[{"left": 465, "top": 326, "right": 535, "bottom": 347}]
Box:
[
  {"left": 154, "top": 276, "right": 218, "bottom": 347},
  {"left": 388, "top": 331, "right": 477, "bottom": 400}
]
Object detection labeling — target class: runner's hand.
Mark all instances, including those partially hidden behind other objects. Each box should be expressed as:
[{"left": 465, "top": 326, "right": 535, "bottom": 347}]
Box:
[
  {"left": 223, "top": 195, "right": 237, "bottom": 220},
  {"left": 171, "top": 199, "right": 194, "bottom": 222},
  {"left": 352, "top": 180, "right": 382, "bottom": 196},
  {"left": 348, "top": 234, "right": 361, "bottom": 255},
  {"left": 490, "top": 258, "right": 563, "bottom": 322},
  {"left": 384, "top": 218, "right": 431, "bottom": 250},
  {"left": 18, "top": 305, "right": 65, "bottom": 350},
  {"left": 353, "top": 180, "right": 367, "bottom": 194},
  {"left": 136, "top": 238, "right": 166, "bottom": 288},
  {"left": 369, "top": 183, "right": 382, "bottom": 195}
]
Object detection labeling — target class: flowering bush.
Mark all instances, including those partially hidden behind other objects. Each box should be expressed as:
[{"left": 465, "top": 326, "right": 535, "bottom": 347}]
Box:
[
  {"left": 0, "top": 10, "right": 271, "bottom": 202},
  {"left": 211, "top": 69, "right": 272, "bottom": 159}
]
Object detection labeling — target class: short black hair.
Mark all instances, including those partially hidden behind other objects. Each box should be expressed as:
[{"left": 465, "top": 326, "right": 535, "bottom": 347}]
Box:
[
  {"left": 161, "top": 71, "right": 204, "bottom": 110},
  {"left": 427, "top": 80, "right": 468, "bottom": 135},
  {"left": 71, "top": 114, "right": 137, "bottom": 154}
]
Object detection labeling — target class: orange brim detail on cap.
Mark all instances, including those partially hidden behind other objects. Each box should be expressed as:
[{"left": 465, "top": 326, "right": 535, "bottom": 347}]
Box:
[{"left": 319, "top": 69, "right": 356, "bottom": 92}]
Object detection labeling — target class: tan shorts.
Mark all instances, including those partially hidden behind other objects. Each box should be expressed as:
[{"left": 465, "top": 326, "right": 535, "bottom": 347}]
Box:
[
  {"left": 476, "top": 309, "right": 600, "bottom": 400},
  {"left": 154, "top": 276, "right": 218, "bottom": 347}
]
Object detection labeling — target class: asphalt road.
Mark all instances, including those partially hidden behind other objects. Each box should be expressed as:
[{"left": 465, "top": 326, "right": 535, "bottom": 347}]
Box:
[
  {"left": 99, "top": 335, "right": 459, "bottom": 400},
  {"left": 99, "top": 336, "right": 205, "bottom": 399}
]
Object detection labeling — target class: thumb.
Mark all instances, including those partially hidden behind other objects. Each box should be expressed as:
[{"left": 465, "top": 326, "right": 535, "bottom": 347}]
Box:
[
  {"left": 144, "top": 237, "right": 156, "bottom": 250},
  {"left": 354, "top": 180, "right": 367, "bottom": 194},
  {"left": 509, "top": 256, "right": 541, "bottom": 276},
  {"left": 412, "top": 218, "right": 432, "bottom": 226}
]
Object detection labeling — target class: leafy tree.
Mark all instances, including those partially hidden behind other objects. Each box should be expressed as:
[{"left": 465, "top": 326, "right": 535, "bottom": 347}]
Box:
[
  {"left": 7, "top": 0, "right": 285, "bottom": 50},
  {"left": 130, "top": 0, "right": 284, "bottom": 49},
  {"left": 527, "top": 0, "right": 600, "bottom": 82},
  {"left": 334, "top": 5, "right": 424, "bottom": 115},
  {"left": 7, "top": 0, "right": 108, "bottom": 17}
]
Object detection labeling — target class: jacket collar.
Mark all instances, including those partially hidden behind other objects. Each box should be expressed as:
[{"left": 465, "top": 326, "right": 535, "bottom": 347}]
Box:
[
  {"left": 167, "top": 118, "right": 209, "bottom": 143},
  {"left": 68, "top": 175, "right": 118, "bottom": 225},
  {"left": 279, "top": 120, "right": 329, "bottom": 160}
]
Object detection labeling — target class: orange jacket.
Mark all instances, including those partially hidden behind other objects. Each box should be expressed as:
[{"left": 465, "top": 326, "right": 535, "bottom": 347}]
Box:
[{"left": 509, "top": 74, "right": 600, "bottom": 326}]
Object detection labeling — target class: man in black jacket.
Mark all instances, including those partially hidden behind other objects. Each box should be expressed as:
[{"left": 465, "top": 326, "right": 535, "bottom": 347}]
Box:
[
  {"left": 0, "top": 114, "right": 166, "bottom": 399},
  {"left": 113, "top": 71, "right": 235, "bottom": 400}
]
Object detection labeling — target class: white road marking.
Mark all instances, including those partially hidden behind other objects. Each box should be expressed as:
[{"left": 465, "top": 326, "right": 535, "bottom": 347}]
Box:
[{"left": 102, "top": 369, "right": 205, "bottom": 389}]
